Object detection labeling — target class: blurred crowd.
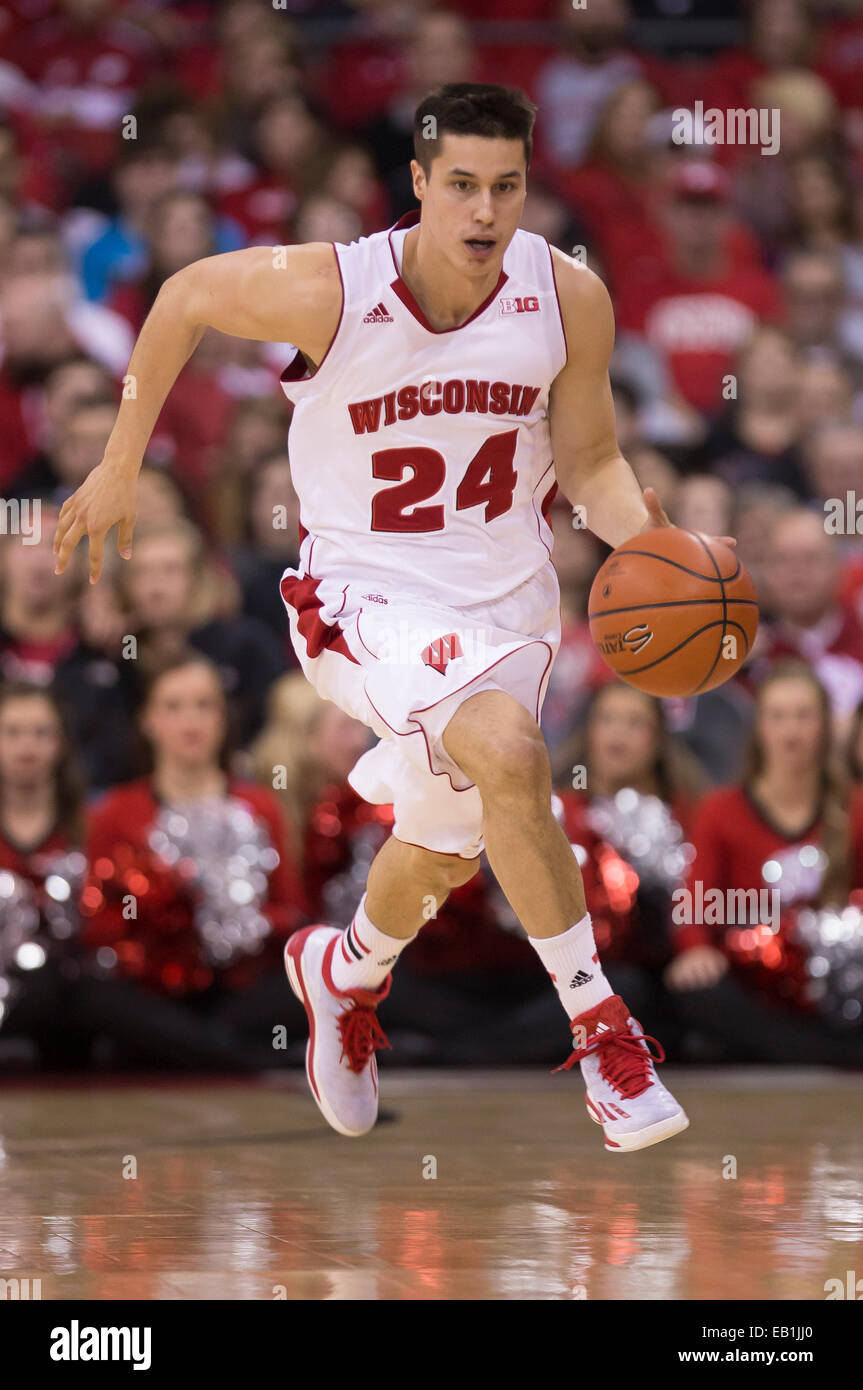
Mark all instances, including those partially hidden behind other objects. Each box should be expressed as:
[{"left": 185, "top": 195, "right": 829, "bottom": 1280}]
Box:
[{"left": 2, "top": 0, "right": 863, "bottom": 1072}]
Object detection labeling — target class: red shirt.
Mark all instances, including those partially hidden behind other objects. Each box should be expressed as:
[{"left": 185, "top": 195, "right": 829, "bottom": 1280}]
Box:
[
  {"left": 556, "top": 163, "right": 763, "bottom": 297},
  {"left": 616, "top": 261, "right": 782, "bottom": 413},
  {"left": 83, "top": 778, "right": 306, "bottom": 994},
  {"left": 0, "top": 823, "right": 81, "bottom": 886},
  {"left": 677, "top": 783, "right": 863, "bottom": 1007}
]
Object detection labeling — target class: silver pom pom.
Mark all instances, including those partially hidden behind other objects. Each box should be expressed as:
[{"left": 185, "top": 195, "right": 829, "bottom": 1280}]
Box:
[
  {"left": 794, "top": 904, "right": 863, "bottom": 1029},
  {"left": 586, "top": 788, "right": 694, "bottom": 893},
  {"left": 149, "top": 797, "right": 277, "bottom": 966}
]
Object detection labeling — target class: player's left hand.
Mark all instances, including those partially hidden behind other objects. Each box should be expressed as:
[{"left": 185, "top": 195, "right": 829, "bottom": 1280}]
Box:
[{"left": 640, "top": 485, "right": 737, "bottom": 549}]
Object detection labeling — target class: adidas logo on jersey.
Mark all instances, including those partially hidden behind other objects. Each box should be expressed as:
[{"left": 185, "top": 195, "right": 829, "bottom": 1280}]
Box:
[
  {"left": 569, "top": 969, "right": 594, "bottom": 989},
  {"left": 363, "top": 302, "right": 394, "bottom": 323}
]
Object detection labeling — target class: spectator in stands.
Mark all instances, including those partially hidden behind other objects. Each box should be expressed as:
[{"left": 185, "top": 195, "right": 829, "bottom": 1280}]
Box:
[
  {"left": 210, "top": 397, "right": 291, "bottom": 543},
  {"left": 0, "top": 683, "right": 88, "bottom": 1069},
  {"left": 217, "top": 93, "right": 324, "bottom": 244},
  {"left": 362, "top": 9, "right": 477, "bottom": 215},
  {"left": 0, "top": 502, "right": 81, "bottom": 687},
  {"left": 700, "top": 326, "right": 810, "bottom": 496},
  {"left": 749, "top": 508, "right": 863, "bottom": 729},
  {"left": 666, "top": 660, "right": 863, "bottom": 1063},
  {"left": 227, "top": 452, "right": 301, "bottom": 658},
  {"left": 615, "top": 162, "right": 782, "bottom": 417},
  {"left": 79, "top": 144, "right": 178, "bottom": 302},
  {"left": 12, "top": 394, "right": 116, "bottom": 501},
  {"left": 801, "top": 421, "right": 863, "bottom": 532},
  {"left": 75, "top": 652, "right": 306, "bottom": 1068},
  {"left": 52, "top": 548, "right": 140, "bottom": 792},
  {"left": 796, "top": 351, "right": 856, "bottom": 437},
  {"left": 782, "top": 248, "right": 863, "bottom": 368},
  {"left": 671, "top": 475, "right": 734, "bottom": 541},
  {"left": 730, "top": 479, "right": 798, "bottom": 615},
  {"left": 5, "top": 356, "right": 114, "bottom": 497},
  {"left": 535, "top": 0, "right": 653, "bottom": 172},
  {"left": 783, "top": 153, "right": 855, "bottom": 254},
  {"left": 319, "top": 144, "right": 392, "bottom": 236},
  {"left": 553, "top": 77, "right": 666, "bottom": 294},
  {"left": 116, "top": 519, "right": 288, "bottom": 746},
  {"left": 108, "top": 189, "right": 220, "bottom": 334},
  {"left": 293, "top": 194, "right": 362, "bottom": 248}
]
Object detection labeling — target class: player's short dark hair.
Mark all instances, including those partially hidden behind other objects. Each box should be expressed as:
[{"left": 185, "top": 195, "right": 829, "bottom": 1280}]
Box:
[{"left": 413, "top": 83, "right": 537, "bottom": 175}]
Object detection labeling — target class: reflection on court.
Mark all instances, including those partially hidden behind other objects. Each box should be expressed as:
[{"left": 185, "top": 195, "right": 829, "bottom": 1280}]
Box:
[{"left": 0, "top": 1069, "right": 860, "bottom": 1300}]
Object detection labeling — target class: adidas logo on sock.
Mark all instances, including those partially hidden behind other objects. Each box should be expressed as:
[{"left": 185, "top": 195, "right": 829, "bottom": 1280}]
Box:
[
  {"left": 569, "top": 970, "right": 594, "bottom": 988},
  {"left": 363, "top": 301, "right": 394, "bottom": 323},
  {"left": 378, "top": 955, "right": 398, "bottom": 966}
]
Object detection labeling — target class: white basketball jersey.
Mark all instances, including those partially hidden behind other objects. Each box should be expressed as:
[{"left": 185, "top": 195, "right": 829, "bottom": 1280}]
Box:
[{"left": 280, "top": 210, "right": 568, "bottom": 605}]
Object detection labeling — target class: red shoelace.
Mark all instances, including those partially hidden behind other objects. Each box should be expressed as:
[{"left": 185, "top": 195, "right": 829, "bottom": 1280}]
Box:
[
  {"left": 337, "top": 1003, "right": 392, "bottom": 1074},
  {"left": 554, "top": 1025, "right": 665, "bottom": 1098}
]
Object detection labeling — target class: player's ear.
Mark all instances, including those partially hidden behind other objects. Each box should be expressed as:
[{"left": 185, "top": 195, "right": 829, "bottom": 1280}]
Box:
[{"left": 410, "top": 158, "right": 427, "bottom": 202}]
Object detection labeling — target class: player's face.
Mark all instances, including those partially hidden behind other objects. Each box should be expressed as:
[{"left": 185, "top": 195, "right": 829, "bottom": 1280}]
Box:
[{"left": 413, "top": 134, "right": 527, "bottom": 276}]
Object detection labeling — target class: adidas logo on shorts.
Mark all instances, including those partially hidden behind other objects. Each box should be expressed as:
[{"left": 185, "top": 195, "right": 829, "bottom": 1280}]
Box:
[
  {"left": 569, "top": 970, "right": 594, "bottom": 988},
  {"left": 363, "top": 302, "right": 394, "bottom": 323}
]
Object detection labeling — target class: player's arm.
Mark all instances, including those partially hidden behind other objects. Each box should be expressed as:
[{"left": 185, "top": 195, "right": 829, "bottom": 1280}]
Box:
[
  {"left": 54, "top": 243, "right": 342, "bottom": 583},
  {"left": 547, "top": 250, "right": 667, "bottom": 548}
]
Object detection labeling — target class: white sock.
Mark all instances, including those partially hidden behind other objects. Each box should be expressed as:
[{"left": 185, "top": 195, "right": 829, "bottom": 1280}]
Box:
[
  {"left": 529, "top": 913, "right": 613, "bottom": 1019},
  {"left": 329, "top": 895, "right": 415, "bottom": 993}
]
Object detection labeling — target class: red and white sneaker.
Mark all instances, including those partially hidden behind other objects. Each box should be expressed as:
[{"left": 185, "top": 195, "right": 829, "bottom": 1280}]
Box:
[
  {"left": 284, "top": 925, "right": 392, "bottom": 1138},
  {"left": 554, "top": 994, "right": 689, "bottom": 1153}
]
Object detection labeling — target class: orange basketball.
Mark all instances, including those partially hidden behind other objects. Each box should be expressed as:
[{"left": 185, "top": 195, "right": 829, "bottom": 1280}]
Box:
[{"left": 588, "top": 527, "right": 759, "bottom": 697}]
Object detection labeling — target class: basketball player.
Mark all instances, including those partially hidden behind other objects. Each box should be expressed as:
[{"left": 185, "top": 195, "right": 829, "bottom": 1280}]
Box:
[{"left": 54, "top": 86, "right": 724, "bottom": 1152}]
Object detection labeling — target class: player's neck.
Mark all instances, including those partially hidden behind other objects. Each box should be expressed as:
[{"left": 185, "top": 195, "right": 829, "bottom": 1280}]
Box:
[{"left": 400, "top": 225, "right": 500, "bottom": 331}]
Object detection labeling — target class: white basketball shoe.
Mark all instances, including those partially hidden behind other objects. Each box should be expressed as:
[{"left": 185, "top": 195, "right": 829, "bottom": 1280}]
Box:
[
  {"left": 284, "top": 925, "right": 392, "bottom": 1138},
  {"left": 555, "top": 993, "right": 689, "bottom": 1152}
]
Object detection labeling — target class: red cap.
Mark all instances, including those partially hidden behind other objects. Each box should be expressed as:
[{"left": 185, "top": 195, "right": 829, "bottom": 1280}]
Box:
[{"left": 666, "top": 161, "right": 730, "bottom": 202}]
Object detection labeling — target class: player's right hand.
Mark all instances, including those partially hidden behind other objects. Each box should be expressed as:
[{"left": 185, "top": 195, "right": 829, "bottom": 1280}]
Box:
[
  {"left": 53, "top": 459, "right": 138, "bottom": 585},
  {"left": 664, "top": 944, "right": 728, "bottom": 992}
]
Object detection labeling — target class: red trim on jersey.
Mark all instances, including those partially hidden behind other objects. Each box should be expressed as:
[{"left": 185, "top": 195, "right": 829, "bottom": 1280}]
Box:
[
  {"left": 544, "top": 238, "right": 568, "bottom": 367},
  {"left": 279, "top": 243, "right": 345, "bottom": 392},
  {"left": 387, "top": 209, "right": 509, "bottom": 334},
  {"left": 280, "top": 573, "right": 359, "bottom": 665}
]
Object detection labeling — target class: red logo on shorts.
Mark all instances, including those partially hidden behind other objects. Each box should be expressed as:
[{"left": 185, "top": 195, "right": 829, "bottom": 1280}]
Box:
[{"left": 422, "top": 633, "right": 463, "bottom": 674}]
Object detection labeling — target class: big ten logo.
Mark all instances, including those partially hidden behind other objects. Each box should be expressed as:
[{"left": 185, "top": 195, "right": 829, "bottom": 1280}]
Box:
[
  {"left": 0, "top": 1277, "right": 42, "bottom": 1300},
  {"left": 499, "top": 296, "right": 539, "bottom": 315}
]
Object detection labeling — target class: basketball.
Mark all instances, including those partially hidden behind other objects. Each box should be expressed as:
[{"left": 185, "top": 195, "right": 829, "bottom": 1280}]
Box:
[{"left": 588, "top": 527, "right": 759, "bottom": 697}]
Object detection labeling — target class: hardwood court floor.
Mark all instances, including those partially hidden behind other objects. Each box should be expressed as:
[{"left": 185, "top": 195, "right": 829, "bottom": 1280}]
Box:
[{"left": 0, "top": 1068, "right": 860, "bottom": 1300}]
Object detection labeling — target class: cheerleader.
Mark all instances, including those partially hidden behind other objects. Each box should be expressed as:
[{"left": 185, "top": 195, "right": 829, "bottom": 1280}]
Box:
[
  {"left": 77, "top": 652, "right": 306, "bottom": 1068},
  {"left": 666, "top": 659, "right": 863, "bottom": 1063},
  {"left": 0, "top": 682, "right": 88, "bottom": 1068}
]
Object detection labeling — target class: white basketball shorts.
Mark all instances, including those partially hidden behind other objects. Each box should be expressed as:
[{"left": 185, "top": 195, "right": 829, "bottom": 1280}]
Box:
[{"left": 280, "top": 560, "right": 561, "bottom": 859}]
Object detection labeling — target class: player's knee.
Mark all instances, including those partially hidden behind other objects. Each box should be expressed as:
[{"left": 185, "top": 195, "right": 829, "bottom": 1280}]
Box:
[
  {"left": 439, "top": 853, "right": 481, "bottom": 890},
  {"left": 472, "top": 725, "right": 550, "bottom": 804}
]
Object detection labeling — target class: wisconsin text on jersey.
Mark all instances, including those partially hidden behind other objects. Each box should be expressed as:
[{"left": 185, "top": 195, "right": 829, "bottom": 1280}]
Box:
[{"left": 347, "top": 380, "right": 542, "bottom": 434}]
